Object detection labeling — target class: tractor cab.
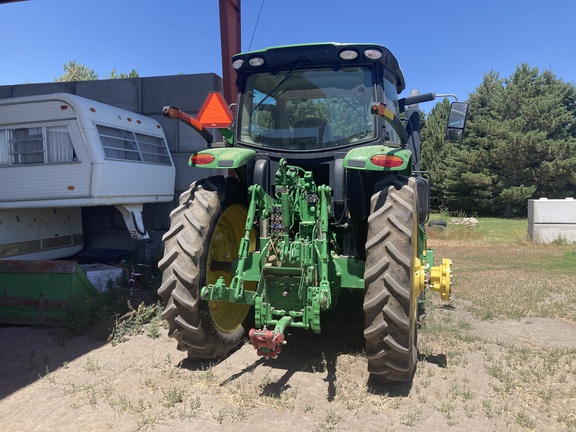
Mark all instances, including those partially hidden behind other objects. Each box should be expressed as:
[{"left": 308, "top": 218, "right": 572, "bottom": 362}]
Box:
[
  {"left": 232, "top": 43, "right": 405, "bottom": 155},
  {"left": 224, "top": 43, "right": 415, "bottom": 225}
]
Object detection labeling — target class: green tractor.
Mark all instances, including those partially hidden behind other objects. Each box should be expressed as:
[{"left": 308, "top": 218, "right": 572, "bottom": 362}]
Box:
[{"left": 158, "top": 43, "right": 468, "bottom": 382}]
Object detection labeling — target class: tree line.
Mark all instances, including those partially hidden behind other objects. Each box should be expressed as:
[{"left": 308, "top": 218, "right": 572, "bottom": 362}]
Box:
[
  {"left": 421, "top": 64, "right": 576, "bottom": 217},
  {"left": 55, "top": 60, "right": 138, "bottom": 82}
]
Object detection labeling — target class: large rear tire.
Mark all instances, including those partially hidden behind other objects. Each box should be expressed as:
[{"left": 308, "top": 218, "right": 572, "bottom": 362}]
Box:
[
  {"left": 363, "top": 176, "right": 419, "bottom": 382},
  {"left": 158, "top": 176, "right": 253, "bottom": 359}
]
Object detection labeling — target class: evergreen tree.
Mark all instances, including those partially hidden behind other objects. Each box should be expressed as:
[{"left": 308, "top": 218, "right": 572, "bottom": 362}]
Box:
[
  {"left": 55, "top": 61, "right": 139, "bottom": 82},
  {"left": 105, "top": 68, "right": 139, "bottom": 79},
  {"left": 444, "top": 65, "right": 576, "bottom": 216},
  {"left": 55, "top": 60, "right": 98, "bottom": 82},
  {"left": 420, "top": 98, "right": 452, "bottom": 209}
]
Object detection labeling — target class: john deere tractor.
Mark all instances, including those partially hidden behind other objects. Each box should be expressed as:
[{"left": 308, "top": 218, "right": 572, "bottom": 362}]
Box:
[{"left": 158, "top": 43, "right": 468, "bottom": 382}]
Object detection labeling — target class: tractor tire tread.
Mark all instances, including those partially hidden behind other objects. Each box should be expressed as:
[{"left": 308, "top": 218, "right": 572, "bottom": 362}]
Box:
[
  {"left": 157, "top": 176, "right": 245, "bottom": 360},
  {"left": 364, "top": 176, "right": 418, "bottom": 382}
]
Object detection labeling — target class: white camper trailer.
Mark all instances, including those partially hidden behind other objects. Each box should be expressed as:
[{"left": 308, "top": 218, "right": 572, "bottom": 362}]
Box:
[{"left": 0, "top": 93, "right": 176, "bottom": 260}]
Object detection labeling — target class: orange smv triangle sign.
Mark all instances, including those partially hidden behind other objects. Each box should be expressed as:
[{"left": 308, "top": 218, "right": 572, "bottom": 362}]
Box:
[{"left": 196, "top": 92, "right": 234, "bottom": 128}]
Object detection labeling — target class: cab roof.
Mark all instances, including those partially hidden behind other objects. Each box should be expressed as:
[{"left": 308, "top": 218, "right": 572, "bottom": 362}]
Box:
[{"left": 232, "top": 42, "right": 405, "bottom": 93}]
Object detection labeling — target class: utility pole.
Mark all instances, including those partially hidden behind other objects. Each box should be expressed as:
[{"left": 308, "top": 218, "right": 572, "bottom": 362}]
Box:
[{"left": 218, "top": 0, "right": 241, "bottom": 106}]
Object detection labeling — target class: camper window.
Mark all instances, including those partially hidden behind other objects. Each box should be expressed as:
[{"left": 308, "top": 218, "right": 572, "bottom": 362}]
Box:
[
  {"left": 0, "top": 125, "right": 76, "bottom": 166},
  {"left": 98, "top": 125, "right": 141, "bottom": 161},
  {"left": 135, "top": 133, "right": 171, "bottom": 164},
  {"left": 97, "top": 125, "right": 170, "bottom": 165}
]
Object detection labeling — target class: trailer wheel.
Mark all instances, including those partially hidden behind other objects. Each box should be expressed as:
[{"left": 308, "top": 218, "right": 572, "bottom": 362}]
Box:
[
  {"left": 158, "top": 176, "right": 254, "bottom": 359},
  {"left": 363, "top": 176, "right": 419, "bottom": 382}
]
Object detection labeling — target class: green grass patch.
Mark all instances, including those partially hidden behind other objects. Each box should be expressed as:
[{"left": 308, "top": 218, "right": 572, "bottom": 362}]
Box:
[{"left": 428, "top": 215, "right": 529, "bottom": 246}]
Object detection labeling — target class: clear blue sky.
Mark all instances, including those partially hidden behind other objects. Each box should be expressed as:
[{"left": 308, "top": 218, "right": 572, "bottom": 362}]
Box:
[{"left": 1, "top": 0, "right": 575, "bottom": 108}]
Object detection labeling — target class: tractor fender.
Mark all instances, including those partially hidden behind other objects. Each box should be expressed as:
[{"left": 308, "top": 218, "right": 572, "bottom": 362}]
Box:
[
  {"left": 188, "top": 147, "right": 256, "bottom": 169},
  {"left": 342, "top": 145, "right": 412, "bottom": 175}
]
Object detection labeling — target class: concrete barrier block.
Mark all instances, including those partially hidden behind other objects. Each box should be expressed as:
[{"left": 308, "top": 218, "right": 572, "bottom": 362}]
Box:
[
  {"left": 142, "top": 74, "right": 222, "bottom": 115},
  {"left": 530, "top": 224, "right": 576, "bottom": 243},
  {"left": 0, "top": 85, "right": 13, "bottom": 99},
  {"left": 528, "top": 198, "right": 576, "bottom": 224},
  {"left": 179, "top": 120, "right": 212, "bottom": 153},
  {"left": 150, "top": 114, "right": 179, "bottom": 152},
  {"left": 76, "top": 79, "right": 142, "bottom": 111},
  {"left": 11, "top": 82, "right": 76, "bottom": 97}
]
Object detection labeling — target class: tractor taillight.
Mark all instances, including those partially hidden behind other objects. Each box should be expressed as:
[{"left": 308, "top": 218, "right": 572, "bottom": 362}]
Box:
[
  {"left": 370, "top": 154, "right": 404, "bottom": 168},
  {"left": 190, "top": 153, "right": 215, "bottom": 165}
]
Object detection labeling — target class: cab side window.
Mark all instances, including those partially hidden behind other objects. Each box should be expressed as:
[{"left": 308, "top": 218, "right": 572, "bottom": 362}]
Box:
[{"left": 383, "top": 78, "right": 400, "bottom": 144}]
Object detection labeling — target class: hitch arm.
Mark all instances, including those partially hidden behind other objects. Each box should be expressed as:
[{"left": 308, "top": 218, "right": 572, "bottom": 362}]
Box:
[
  {"left": 229, "top": 184, "right": 275, "bottom": 299},
  {"left": 315, "top": 185, "right": 332, "bottom": 309}
]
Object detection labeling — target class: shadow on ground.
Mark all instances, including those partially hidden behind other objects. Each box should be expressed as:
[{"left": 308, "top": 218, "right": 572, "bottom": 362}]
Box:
[
  {"left": 0, "top": 325, "right": 107, "bottom": 400},
  {"left": 179, "top": 291, "right": 434, "bottom": 400}
]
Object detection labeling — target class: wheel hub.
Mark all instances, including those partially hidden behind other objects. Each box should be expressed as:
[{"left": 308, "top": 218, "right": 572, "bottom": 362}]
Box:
[{"left": 428, "top": 258, "right": 452, "bottom": 301}]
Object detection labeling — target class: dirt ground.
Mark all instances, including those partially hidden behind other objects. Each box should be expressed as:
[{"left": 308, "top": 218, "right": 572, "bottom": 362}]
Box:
[{"left": 1, "top": 294, "right": 575, "bottom": 432}]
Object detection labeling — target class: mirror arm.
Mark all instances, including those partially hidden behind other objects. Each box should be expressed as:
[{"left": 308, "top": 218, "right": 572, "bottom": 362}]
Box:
[{"left": 435, "top": 93, "right": 459, "bottom": 102}]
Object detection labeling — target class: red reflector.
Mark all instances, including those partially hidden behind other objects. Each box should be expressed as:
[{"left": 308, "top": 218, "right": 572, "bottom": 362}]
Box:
[
  {"left": 370, "top": 154, "right": 404, "bottom": 168},
  {"left": 60, "top": 105, "right": 68, "bottom": 110},
  {"left": 190, "top": 153, "right": 215, "bottom": 165}
]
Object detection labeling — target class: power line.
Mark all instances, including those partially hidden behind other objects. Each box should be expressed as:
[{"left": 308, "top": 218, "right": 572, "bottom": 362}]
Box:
[{"left": 248, "top": 0, "right": 265, "bottom": 51}]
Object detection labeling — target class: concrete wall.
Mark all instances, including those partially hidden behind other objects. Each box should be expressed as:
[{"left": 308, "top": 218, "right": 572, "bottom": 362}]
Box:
[
  {"left": 528, "top": 198, "right": 576, "bottom": 243},
  {"left": 0, "top": 74, "right": 223, "bottom": 260}
]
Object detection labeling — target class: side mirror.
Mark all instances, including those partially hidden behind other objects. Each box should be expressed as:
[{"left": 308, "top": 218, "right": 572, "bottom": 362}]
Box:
[{"left": 445, "top": 102, "right": 469, "bottom": 143}]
